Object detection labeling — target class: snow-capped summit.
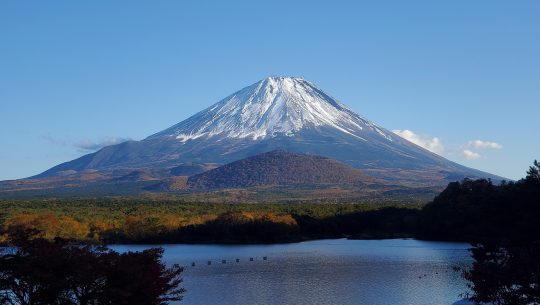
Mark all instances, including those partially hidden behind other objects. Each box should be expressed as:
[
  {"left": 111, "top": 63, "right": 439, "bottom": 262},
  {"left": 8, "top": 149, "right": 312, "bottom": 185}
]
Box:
[{"left": 148, "top": 76, "right": 394, "bottom": 142}]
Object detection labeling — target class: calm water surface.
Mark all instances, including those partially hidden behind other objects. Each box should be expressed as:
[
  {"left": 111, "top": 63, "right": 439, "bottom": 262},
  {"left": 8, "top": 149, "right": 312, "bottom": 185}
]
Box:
[{"left": 113, "top": 239, "right": 472, "bottom": 305}]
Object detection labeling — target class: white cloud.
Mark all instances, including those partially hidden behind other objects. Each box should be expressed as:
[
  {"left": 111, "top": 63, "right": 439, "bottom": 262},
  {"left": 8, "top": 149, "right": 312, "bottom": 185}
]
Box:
[
  {"left": 390, "top": 129, "right": 501, "bottom": 162},
  {"left": 467, "top": 140, "right": 502, "bottom": 150},
  {"left": 74, "top": 137, "right": 132, "bottom": 152},
  {"left": 462, "top": 149, "right": 482, "bottom": 160},
  {"left": 42, "top": 134, "right": 132, "bottom": 152},
  {"left": 392, "top": 129, "right": 445, "bottom": 155}
]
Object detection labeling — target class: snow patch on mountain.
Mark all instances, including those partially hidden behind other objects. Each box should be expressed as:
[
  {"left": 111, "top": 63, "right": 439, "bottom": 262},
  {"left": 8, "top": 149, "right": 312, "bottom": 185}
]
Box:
[{"left": 149, "top": 76, "right": 394, "bottom": 142}]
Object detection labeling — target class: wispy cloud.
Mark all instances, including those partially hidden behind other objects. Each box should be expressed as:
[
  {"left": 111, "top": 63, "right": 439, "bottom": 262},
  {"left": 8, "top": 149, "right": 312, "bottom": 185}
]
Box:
[
  {"left": 462, "top": 149, "right": 482, "bottom": 160},
  {"left": 392, "top": 129, "right": 445, "bottom": 155},
  {"left": 74, "top": 137, "right": 132, "bottom": 152},
  {"left": 42, "top": 134, "right": 132, "bottom": 152},
  {"left": 42, "top": 134, "right": 68, "bottom": 146},
  {"left": 467, "top": 140, "right": 502, "bottom": 150}
]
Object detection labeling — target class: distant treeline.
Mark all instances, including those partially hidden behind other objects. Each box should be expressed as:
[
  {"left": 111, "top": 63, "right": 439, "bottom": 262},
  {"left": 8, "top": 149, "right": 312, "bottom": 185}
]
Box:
[
  {"left": 1, "top": 161, "right": 538, "bottom": 245},
  {"left": 0, "top": 200, "right": 421, "bottom": 244}
]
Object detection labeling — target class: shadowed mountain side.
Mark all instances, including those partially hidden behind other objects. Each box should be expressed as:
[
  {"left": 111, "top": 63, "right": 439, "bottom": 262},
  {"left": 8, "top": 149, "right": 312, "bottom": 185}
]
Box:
[
  {"left": 170, "top": 163, "right": 217, "bottom": 176},
  {"left": 187, "top": 150, "right": 376, "bottom": 189},
  {"left": 147, "top": 176, "right": 189, "bottom": 191}
]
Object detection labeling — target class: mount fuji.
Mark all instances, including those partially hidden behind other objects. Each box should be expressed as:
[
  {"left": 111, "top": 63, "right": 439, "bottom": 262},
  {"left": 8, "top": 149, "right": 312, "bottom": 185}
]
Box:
[{"left": 27, "top": 76, "right": 500, "bottom": 189}]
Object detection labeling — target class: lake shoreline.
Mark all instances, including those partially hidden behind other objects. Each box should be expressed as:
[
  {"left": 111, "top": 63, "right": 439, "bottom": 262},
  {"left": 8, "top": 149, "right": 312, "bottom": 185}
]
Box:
[
  {"left": 2, "top": 232, "right": 467, "bottom": 247},
  {"left": 101, "top": 234, "right": 467, "bottom": 247}
]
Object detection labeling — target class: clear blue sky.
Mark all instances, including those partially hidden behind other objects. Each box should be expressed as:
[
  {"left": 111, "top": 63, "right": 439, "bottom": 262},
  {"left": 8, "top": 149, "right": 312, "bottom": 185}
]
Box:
[{"left": 1, "top": 0, "right": 539, "bottom": 181}]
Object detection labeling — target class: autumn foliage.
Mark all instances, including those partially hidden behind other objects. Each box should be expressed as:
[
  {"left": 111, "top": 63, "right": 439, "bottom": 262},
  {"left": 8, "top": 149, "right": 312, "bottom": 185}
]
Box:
[
  {"left": 5, "top": 214, "right": 89, "bottom": 241},
  {"left": 0, "top": 202, "right": 422, "bottom": 244},
  {"left": 0, "top": 231, "right": 184, "bottom": 305}
]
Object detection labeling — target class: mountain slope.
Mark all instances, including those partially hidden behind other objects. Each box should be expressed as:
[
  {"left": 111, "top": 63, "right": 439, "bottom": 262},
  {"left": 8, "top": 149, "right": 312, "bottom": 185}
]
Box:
[
  {"left": 29, "top": 76, "right": 503, "bottom": 186},
  {"left": 187, "top": 150, "right": 376, "bottom": 189}
]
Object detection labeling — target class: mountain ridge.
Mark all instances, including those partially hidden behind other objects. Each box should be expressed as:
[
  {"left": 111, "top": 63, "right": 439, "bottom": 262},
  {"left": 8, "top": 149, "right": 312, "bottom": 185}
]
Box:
[{"left": 25, "top": 76, "right": 504, "bottom": 188}]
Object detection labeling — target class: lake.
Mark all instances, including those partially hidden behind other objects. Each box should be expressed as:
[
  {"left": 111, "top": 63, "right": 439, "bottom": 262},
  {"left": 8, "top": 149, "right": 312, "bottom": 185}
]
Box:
[{"left": 113, "top": 239, "right": 472, "bottom": 305}]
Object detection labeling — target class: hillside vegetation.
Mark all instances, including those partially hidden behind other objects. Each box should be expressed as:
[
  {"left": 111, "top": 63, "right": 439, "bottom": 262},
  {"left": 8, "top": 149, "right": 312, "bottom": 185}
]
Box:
[
  {"left": 187, "top": 150, "right": 375, "bottom": 189},
  {"left": 0, "top": 199, "right": 420, "bottom": 244},
  {"left": 1, "top": 161, "right": 537, "bottom": 245},
  {"left": 418, "top": 162, "right": 540, "bottom": 242},
  {"left": 417, "top": 161, "right": 540, "bottom": 305}
]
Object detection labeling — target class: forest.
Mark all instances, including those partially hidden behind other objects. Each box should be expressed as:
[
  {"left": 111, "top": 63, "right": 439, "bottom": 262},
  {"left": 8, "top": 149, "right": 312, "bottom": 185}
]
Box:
[
  {"left": 0, "top": 199, "right": 421, "bottom": 244},
  {"left": 0, "top": 161, "right": 538, "bottom": 246},
  {"left": 418, "top": 160, "right": 540, "bottom": 243}
]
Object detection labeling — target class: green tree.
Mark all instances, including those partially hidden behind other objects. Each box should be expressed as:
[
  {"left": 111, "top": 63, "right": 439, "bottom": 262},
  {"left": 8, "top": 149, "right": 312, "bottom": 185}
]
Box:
[
  {"left": 449, "top": 160, "right": 540, "bottom": 305},
  {"left": 526, "top": 160, "right": 540, "bottom": 181},
  {"left": 463, "top": 242, "right": 540, "bottom": 305}
]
